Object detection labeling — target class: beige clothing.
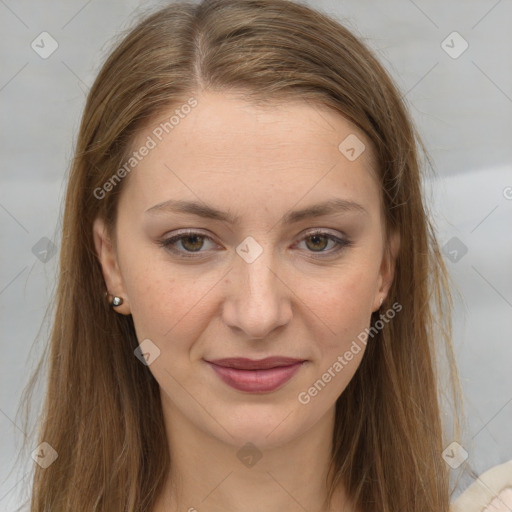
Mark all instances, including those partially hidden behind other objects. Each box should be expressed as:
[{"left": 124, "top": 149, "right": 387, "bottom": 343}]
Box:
[{"left": 451, "top": 460, "right": 512, "bottom": 512}]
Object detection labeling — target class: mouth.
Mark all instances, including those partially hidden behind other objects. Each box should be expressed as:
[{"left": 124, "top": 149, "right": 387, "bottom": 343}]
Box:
[
  {"left": 207, "top": 356, "right": 305, "bottom": 370},
  {"left": 204, "top": 357, "right": 306, "bottom": 393}
]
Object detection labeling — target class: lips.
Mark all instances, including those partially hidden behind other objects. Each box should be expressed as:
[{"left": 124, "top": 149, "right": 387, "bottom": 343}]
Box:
[
  {"left": 205, "top": 357, "right": 306, "bottom": 393},
  {"left": 207, "top": 356, "right": 305, "bottom": 370}
]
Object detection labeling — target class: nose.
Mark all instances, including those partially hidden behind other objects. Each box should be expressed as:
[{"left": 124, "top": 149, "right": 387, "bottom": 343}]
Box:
[{"left": 221, "top": 245, "right": 293, "bottom": 340}]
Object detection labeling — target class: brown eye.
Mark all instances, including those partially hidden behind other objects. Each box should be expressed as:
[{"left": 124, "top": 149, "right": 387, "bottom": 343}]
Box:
[
  {"left": 158, "top": 229, "right": 352, "bottom": 259},
  {"left": 179, "top": 235, "right": 205, "bottom": 252},
  {"left": 305, "top": 234, "right": 330, "bottom": 252},
  {"left": 296, "top": 230, "right": 352, "bottom": 257},
  {"left": 158, "top": 231, "right": 219, "bottom": 258}
]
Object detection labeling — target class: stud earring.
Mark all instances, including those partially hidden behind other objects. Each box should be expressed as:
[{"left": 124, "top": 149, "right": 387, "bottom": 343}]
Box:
[
  {"left": 105, "top": 292, "right": 124, "bottom": 308},
  {"left": 111, "top": 296, "right": 123, "bottom": 307}
]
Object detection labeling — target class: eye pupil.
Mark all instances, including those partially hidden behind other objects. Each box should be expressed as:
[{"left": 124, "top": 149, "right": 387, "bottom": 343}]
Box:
[
  {"left": 160, "top": 231, "right": 348, "bottom": 259},
  {"left": 182, "top": 235, "right": 204, "bottom": 252},
  {"left": 306, "top": 234, "right": 328, "bottom": 252}
]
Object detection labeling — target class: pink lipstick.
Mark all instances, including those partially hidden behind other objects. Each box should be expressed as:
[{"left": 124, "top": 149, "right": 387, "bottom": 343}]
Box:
[{"left": 205, "top": 356, "right": 305, "bottom": 393}]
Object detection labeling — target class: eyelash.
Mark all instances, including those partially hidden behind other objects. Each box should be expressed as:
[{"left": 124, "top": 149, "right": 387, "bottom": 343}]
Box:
[{"left": 157, "top": 229, "right": 353, "bottom": 259}]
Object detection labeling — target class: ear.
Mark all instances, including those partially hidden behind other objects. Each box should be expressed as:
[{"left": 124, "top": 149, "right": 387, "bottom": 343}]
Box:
[
  {"left": 93, "top": 217, "right": 131, "bottom": 315},
  {"left": 372, "top": 229, "right": 400, "bottom": 312}
]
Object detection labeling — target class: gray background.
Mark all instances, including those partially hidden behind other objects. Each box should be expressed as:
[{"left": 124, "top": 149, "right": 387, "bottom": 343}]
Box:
[{"left": 1, "top": 0, "right": 511, "bottom": 509}]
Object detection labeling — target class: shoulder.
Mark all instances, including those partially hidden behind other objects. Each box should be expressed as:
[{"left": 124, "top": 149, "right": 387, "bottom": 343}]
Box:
[{"left": 451, "top": 460, "right": 512, "bottom": 512}]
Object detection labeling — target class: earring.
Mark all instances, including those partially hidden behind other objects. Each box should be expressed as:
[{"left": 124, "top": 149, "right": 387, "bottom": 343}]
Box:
[
  {"left": 379, "top": 297, "right": 384, "bottom": 307},
  {"left": 105, "top": 292, "right": 123, "bottom": 307},
  {"left": 111, "top": 296, "right": 123, "bottom": 307}
]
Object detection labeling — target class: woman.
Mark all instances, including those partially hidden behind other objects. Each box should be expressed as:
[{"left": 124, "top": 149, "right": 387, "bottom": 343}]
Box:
[{"left": 19, "top": 0, "right": 464, "bottom": 510}]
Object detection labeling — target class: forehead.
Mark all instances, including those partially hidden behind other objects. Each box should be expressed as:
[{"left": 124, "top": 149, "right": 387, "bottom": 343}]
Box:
[{"left": 121, "top": 91, "right": 381, "bottom": 216}]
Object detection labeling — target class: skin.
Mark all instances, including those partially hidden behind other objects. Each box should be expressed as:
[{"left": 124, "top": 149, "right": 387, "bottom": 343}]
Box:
[{"left": 93, "top": 91, "right": 399, "bottom": 512}]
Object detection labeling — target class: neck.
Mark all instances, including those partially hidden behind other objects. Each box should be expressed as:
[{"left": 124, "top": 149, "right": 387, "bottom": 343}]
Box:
[{"left": 152, "top": 393, "right": 353, "bottom": 512}]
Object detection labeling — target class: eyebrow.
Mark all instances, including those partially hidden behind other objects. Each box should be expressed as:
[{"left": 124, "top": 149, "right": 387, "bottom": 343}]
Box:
[{"left": 145, "top": 197, "right": 368, "bottom": 224}]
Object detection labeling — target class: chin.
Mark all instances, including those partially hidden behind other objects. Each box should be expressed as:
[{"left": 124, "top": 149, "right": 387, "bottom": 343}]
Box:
[{"left": 210, "top": 405, "right": 306, "bottom": 449}]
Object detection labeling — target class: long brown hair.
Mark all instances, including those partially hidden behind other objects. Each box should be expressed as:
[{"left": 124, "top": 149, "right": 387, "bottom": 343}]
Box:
[{"left": 16, "top": 0, "right": 464, "bottom": 510}]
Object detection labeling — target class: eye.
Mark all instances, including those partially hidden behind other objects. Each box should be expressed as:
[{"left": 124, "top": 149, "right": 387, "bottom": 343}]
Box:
[
  {"left": 157, "top": 230, "right": 219, "bottom": 258},
  {"left": 157, "top": 229, "right": 352, "bottom": 259},
  {"left": 294, "top": 229, "right": 352, "bottom": 257}
]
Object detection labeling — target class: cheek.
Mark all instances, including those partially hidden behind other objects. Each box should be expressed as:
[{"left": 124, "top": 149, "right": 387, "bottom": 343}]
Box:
[
  {"left": 303, "top": 265, "right": 379, "bottom": 343},
  {"left": 121, "top": 254, "right": 217, "bottom": 345},
  {"left": 297, "top": 270, "right": 377, "bottom": 405},
  {"left": 119, "top": 227, "right": 381, "bottom": 353},
  {"left": 116, "top": 237, "right": 169, "bottom": 336}
]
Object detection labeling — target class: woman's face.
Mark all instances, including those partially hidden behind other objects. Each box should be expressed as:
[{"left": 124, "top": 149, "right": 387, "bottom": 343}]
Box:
[{"left": 94, "top": 91, "right": 398, "bottom": 449}]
